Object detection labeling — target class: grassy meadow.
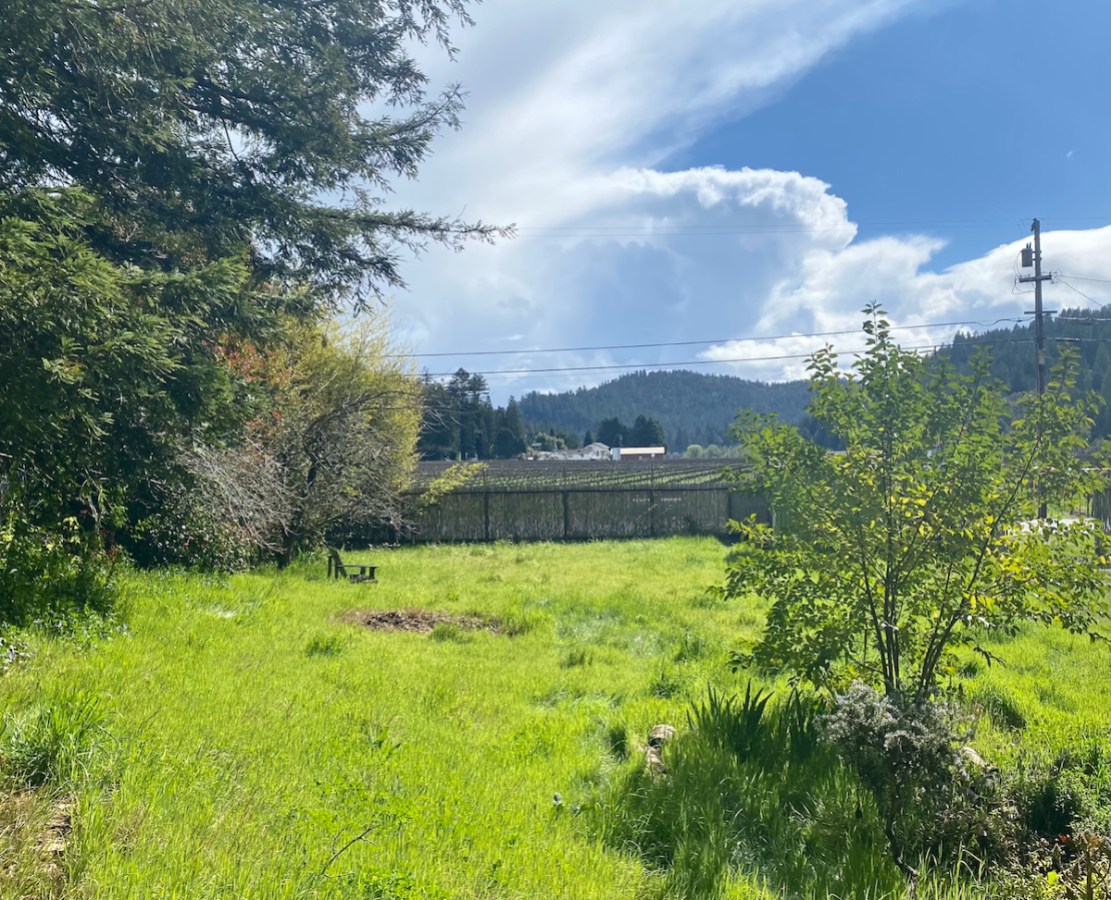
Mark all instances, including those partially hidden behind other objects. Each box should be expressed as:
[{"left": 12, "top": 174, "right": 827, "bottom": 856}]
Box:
[{"left": 2, "top": 537, "right": 1111, "bottom": 899}]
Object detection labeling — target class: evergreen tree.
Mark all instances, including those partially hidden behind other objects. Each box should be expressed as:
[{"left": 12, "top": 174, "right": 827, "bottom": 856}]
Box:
[
  {"left": 596, "top": 417, "right": 628, "bottom": 448},
  {"left": 630, "top": 414, "right": 666, "bottom": 447},
  {"left": 0, "top": 0, "right": 497, "bottom": 302}
]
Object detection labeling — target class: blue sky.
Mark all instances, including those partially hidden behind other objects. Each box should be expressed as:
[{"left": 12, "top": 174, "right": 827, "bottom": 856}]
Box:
[
  {"left": 388, "top": 0, "right": 1111, "bottom": 401},
  {"left": 685, "top": 0, "right": 1111, "bottom": 265}
]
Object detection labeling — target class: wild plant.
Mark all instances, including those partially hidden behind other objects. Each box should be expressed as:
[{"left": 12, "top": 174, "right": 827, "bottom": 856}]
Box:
[{"left": 1, "top": 689, "right": 105, "bottom": 789}]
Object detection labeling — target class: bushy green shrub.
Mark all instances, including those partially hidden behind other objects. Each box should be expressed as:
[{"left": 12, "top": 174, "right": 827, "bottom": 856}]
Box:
[
  {"left": 130, "top": 483, "right": 255, "bottom": 572},
  {"left": 0, "top": 514, "right": 116, "bottom": 625},
  {"left": 0, "top": 627, "right": 29, "bottom": 673},
  {"left": 821, "top": 682, "right": 1013, "bottom": 873}
]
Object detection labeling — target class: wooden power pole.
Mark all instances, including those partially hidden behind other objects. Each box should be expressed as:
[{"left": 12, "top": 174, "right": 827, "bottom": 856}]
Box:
[{"left": 1019, "top": 217, "right": 1053, "bottom": 518}]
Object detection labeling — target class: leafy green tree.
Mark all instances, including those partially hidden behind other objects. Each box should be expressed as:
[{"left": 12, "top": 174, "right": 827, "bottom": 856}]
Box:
[
  {"left": 723, "top": 305, "right": 1108, "bottom": 702},
  {"left": 531, "top": 432, "right": 566, "bottom": 452},
  {"left": 0, "top": 0, "right": 498, "bottom": 302},
  {"left": 259, "top": 317, "right": 421, "bottom": 562}
]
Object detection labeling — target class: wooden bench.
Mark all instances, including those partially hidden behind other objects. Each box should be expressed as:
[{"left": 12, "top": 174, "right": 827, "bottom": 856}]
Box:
[{"left": 327, "top": 548, "right": 377, "bottom": 583}]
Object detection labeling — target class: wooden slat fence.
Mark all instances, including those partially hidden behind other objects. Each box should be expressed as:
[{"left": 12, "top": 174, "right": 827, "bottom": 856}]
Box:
[{"left": 391, "top": 460, "right": 767, "bottom": 543}]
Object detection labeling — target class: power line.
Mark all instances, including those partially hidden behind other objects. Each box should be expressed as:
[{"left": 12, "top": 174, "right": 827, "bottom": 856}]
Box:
[
  {"left": 1058, "top": 280, "right": 1105, "bottom": 308},
  {"left": 511, "top": 216, "right": 1111, "bottom": 239},
  {"left": 406, "top": 317, "right": 1025, "bottom": 360},
  {"left": 1059, "top": 274, "right": 1111, "bottom": 285},
  {"left": 423, "top": 334, "right": 1033, "bottom": 379}
]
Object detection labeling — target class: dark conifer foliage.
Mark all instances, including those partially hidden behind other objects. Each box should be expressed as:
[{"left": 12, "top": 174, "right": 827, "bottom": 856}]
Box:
[
  {"left": 0, "top": 0, "right": 498, "bottom": 303},
  {"left": 941, "top": 307, "right": 1111, "bottom": 438},
  {"left": 519, "top": 371, "right": 812, "bottom": 450}
]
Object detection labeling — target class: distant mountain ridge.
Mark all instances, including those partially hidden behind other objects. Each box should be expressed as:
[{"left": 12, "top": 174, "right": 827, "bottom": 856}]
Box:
[
  {"left": 517, "top": 309, "right": 1111, "bottom": 451},
  {"left": 518, "top": 370, "right": 811, "bottom": 449}
]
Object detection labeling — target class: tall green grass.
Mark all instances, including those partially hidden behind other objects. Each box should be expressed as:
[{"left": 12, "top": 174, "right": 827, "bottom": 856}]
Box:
[{"left": 0, "top": 538, "right": 1107, "bottom": 899}]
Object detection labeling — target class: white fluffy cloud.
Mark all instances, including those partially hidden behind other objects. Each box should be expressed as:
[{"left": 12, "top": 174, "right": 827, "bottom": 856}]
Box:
[{"left": 384, "top": 0, "right": 1111, "bottom": 398}]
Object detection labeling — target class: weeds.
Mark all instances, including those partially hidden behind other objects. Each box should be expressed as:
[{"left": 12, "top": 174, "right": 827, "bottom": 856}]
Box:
[
  {"left": 686, "top": 682, "right": 771, "bottom": 763},
  {"left": 648, "top": 665, "right": 684, "bottom": 698},
  {"left": 429, "top": 622, "right": 469, "bottom": 643},
  {"left": 561, "top": 647, "right": 593, "bottom": 668},
  {"left": 304, "top": 632, "right": 347, "bottom": 656},
  {"left": 1, "top": 689, "right": 104, "bottom": 789},
  {"left": 0, "top": 538, "right": 1108, "bottom": 900}
]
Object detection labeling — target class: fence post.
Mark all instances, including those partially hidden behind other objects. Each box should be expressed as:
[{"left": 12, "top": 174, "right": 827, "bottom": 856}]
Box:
[{"left": 483, "top": 491, "right": 491, "bottom": 542}]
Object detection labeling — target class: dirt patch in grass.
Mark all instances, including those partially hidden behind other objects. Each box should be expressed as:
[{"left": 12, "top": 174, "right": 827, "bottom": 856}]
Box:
[{"left": 341, "top": 609, "right": 501, "bottom": 634}]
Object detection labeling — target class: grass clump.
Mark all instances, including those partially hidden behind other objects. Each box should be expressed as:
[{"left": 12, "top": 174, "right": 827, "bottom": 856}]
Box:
[
  {"left": 303, "top": 631, "right": 347, "bottom": 656},
  {"left": 1, "top": 689, "right": 104, "bottom": 789},
  {"left": 429, "top": 621, "right": 469, "bottom": 643},
  {"left": 561, "top": 646, "right": 593, "bottom": 668},
  {"left": 497, "top": 609, "right": 548, "bottom": 637},
  {"left": 970, "top": 681, "right": 1027, "bottom": 730},
  {"left": 648, "top": 665, "right": 685, "bottom": 699},
  {"left": 673, "top": 629, "right": 713, "bottom": 663}
]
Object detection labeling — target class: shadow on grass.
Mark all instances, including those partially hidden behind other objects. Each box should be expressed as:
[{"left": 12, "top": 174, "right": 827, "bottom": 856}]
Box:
[{"left": 589, "top": 687, "right": 907, "bottom": 900}]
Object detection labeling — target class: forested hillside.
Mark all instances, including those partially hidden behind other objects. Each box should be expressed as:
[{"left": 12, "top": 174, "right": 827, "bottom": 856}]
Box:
[
  {"left": 518, "top": 370, "right": 812, "bottom": 449},
  {"left": 943, "top": 306, "right": 1111, "bottom": 437},
  {"left": 510, "top": 309, "right": 1111, "bottom": 450}
]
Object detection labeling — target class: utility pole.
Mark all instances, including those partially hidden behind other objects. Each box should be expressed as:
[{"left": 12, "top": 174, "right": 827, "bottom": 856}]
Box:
[{"left": 1019, "top": 218, "right": 1054, "bottom": 518}]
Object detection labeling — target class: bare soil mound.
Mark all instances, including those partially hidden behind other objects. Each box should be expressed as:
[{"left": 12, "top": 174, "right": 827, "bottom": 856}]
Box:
[{"left": 341, "top": 609, "right": 500, "bottom": 634}]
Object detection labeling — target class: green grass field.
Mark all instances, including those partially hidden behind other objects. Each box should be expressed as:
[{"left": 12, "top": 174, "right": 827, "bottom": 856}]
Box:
[{"left": 2, "top": 538, "right": 1111, "bottom": 899}]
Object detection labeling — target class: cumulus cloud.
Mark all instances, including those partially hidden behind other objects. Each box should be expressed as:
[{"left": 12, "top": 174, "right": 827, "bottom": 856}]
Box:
[
  {"left": 383, "top": 0, "right": 1111, "bottom": 399},
  {"left": 702, "top": 224, "right": 1111, "bottom": 382}
]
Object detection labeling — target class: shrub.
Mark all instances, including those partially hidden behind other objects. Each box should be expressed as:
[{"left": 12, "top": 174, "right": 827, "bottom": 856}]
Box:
[
  {"left": 820, "top": 682, "right": 1011, "bottom": 874},
  {"left": 129, "top": 483, "right": 255, "bottom": 572},
  {"left": 0, "top": 513, "right": 116, "bottom": 625},
  {"left": 0, "top": 627, "right": 29, "bottom": 674}
]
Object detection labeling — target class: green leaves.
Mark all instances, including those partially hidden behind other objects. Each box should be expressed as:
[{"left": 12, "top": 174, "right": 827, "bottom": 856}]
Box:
[{"left": 725, "top": 306, "right": 1109, "bottom": 702}]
